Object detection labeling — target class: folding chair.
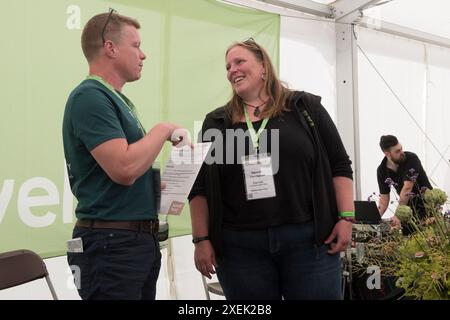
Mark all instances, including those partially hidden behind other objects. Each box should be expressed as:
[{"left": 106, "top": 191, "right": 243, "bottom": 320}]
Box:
[
  {"left": 201, "top": 275, "right": 224, "bottom": 300},
  {"left": 0, "top": 249, "right": 58, "bottom": 299}
]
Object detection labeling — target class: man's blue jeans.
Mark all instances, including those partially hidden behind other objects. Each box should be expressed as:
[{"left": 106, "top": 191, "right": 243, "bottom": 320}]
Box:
[
  {"left": 67, "top": 227, "right": 161, "bottom": 300},
  {"left": 216, "top": 221, "right": 342, "bottom": 300}
]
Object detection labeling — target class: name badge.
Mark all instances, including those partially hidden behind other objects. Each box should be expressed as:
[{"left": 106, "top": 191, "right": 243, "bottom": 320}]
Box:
[
  {"left": 242, "top": 153, "right": 276, "bottom": 200},
  {"left": 67, "top": 237, "right": 84, "bottom": 253}
]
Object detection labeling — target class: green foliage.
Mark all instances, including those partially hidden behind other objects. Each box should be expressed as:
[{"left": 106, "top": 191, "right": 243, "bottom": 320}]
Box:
[
  {"left": 353, "top": 188, "right": 449, "bottom": 300},
  {"left": 394, "top": 223, "right": 450, "bottom": 299},
  {"left": 395, "top": 205, "right": 413, "bottom": 223},
  {"left": 424, "top": 189, "right": 448, "bottom": 207}
]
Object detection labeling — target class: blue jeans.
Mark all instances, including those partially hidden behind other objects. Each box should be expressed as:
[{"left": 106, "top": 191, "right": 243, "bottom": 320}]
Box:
[
  {"left": 67, "top": 227, "right": 161, "bottom": 300},
  {"left": 216, "top": 221, "right": 342, "bottom": 300}
]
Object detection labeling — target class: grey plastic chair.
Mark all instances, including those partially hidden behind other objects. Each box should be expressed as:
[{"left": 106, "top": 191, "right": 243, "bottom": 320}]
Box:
[
  {"left": 201, "top": 275, "right": 224, "bottom": 300},
  {"left": 0, "top": 249, "right": 58, "bottom": 299}
]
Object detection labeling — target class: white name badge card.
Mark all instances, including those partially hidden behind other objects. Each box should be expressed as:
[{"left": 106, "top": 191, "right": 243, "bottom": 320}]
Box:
[{"left": 241, "top": 153, "right": 276, "bottom": 200}]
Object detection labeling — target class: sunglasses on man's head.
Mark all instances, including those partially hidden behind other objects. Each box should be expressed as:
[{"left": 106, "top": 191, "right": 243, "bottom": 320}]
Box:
[{"left": 243, "top": 37, "right": 256, "bottom": 45}]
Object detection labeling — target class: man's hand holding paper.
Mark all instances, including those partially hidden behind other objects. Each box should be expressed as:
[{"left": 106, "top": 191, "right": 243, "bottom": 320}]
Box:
[{"left": 159, "top": 142, "right": 211, "bottom": 215}]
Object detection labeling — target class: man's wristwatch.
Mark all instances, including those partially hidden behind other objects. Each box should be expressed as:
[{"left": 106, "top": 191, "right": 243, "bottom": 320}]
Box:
[{"left": 192, "top": 236, "right": 210, "bottom": 244}]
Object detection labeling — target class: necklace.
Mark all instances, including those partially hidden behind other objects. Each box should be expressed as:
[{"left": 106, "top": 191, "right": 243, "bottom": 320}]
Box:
[{"left": 245, "top": 101, "right": 267, "bottom": 117}]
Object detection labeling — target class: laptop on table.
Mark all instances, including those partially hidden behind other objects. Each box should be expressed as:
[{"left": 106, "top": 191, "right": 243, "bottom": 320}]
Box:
[{"left": 354, "top": 201, "right": 382, "bottom": 224}]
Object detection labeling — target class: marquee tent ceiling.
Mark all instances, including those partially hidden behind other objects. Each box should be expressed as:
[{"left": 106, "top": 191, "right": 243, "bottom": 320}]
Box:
[
  {"left": 362, "top": 0, "right": 450, "bottom": 39},
  {"left": 234, "top": 0, "right": 450, "bottom": 43}
]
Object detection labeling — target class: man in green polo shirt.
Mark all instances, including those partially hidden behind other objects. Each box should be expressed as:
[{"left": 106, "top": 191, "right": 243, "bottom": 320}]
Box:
[{"left": 62, "top": 10, "right": 187, "bottom": 300}]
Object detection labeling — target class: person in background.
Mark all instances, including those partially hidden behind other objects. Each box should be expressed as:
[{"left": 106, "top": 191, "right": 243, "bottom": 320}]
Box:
[
  {"left": 377, "top": 135, "right": 432, "bottom": 235},
  {"left": 188, "top": 38, "right": 354, "bottom": 299},
  {"left": 62, "top": 9, "right": 188, "bottom": 300}
]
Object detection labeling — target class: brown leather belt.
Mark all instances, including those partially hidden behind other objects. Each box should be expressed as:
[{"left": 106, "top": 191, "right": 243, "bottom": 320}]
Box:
[{"left": 75, "top": 219, "right": 159, "bottom": 234}]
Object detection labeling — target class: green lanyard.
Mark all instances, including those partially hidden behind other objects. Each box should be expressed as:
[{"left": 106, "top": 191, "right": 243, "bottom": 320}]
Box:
[
  {"left": 86, "top": 75, "right": 146, "bottom": 136},
  {"left": 244, "top": 107, "right": 269, "bottom": 150}
]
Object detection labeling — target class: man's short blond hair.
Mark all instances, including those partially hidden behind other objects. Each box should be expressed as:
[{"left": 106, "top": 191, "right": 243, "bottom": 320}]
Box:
[{"left": 81, "top": 12, "right": 140, "bottom": 62}]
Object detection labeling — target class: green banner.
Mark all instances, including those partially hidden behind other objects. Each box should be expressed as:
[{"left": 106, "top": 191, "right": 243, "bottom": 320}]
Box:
[{"left": 0, "top": 0, "right": 279, "bottom": 257}]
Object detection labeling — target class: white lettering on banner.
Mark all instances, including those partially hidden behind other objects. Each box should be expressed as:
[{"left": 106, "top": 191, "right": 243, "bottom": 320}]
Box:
[
  {"left": 0, "top": 180, "right": 14, "bottom": 224},
  {"left": 66, "top": 5, "right": 81, "bottom": 30},
  {"left": 18, "top": 177, "right": 58, "bottom": 228},
  {"left": 0, "top": 163, "right": 75, "bottom": 227}
]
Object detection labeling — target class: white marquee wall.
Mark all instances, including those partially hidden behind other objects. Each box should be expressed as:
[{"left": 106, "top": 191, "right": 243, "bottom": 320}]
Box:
[
  {"left": 357, "top": 26, "right": 450, "bottom": 217},
  {"left": 425, "top": 45, "right": 450, "bottom": 195},
  {"left": 280, "top": 16, "right": 337, "bottom": 119}
]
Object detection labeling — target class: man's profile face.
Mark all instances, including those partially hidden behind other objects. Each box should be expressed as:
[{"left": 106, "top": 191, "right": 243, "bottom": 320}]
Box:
[
  {"left": 113, "top": 25, "right": 146, "bottom": 83},
  {"left": 387, "top": 143, "right": 405, "bottom": 164}
]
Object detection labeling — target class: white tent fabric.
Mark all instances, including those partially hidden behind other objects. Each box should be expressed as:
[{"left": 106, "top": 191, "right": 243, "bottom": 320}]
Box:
[
  {"left": 280, "top": 16, "right": 337, "bottom": 119},
  {"left": 357, "top": 26, "right": 450, "bottom": 217},
  {"left": 425, "top": 45, "right": 450, "bottom": 195},
  {"left": 364, "top": 0, "right": 450, "bottom": 38},
  {"left": 357, "top": 27, "right": 428, "bottom": 217}
]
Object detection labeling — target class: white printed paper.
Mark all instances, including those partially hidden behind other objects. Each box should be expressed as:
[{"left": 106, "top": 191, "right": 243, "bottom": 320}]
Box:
[{"left": 160, "top": 143, "right": 212, "bottom": 215}]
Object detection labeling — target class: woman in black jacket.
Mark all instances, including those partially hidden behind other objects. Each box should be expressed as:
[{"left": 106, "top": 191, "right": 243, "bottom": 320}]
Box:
[{"left": 188, "top": 38, "right": 354, "bottom": 300}]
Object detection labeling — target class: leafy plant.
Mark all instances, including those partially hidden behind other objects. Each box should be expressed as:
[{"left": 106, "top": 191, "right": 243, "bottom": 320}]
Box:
[{"left": 353, "top": 188, "right": 449, "bottom": 300}]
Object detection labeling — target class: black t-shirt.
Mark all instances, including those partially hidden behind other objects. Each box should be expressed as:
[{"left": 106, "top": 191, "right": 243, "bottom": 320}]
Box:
[
  {"left": 189, "top": 91, "right": 353, "bottom": 245},
  {"left": 219, "top": 110, "right": 315, "bottom": 229},
  {"left": 377, "top": 151, "right": 432, "bottom": 216}
]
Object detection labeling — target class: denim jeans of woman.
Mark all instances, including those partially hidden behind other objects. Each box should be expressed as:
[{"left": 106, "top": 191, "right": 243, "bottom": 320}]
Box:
[{"left": 216, "top": 221, "right": 342, "bottom": 300}]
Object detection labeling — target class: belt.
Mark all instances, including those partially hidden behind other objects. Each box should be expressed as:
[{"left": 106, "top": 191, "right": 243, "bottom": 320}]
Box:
[{"left": 75, "top": 219, "right": 159, "bottom": 234}]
